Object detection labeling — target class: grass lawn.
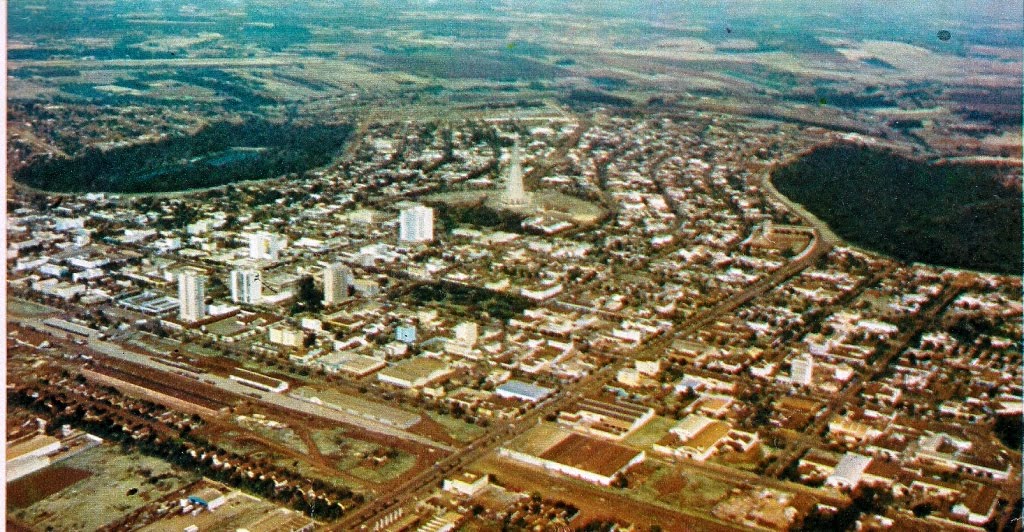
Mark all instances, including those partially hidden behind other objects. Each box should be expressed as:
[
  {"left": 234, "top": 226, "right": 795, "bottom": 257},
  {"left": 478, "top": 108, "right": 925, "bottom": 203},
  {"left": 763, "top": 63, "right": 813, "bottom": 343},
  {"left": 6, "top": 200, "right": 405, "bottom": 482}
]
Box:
[
  {"left": 211, "top": 430, "right": 261, "bottom": 455},
  {"left": 427, "top": 411, "right": 487, "bottom": 443},
  {"left": 271, "top": 457, "right": 363, "bottom": 490},
  {"left": 622, "top": 415, "right": 676, "bottom": 449},
  {"left": 713, "top": 444, "right": 765, "bottom": 472},
  {"left": 245, "top": 423, "right": 307, "bottom": 455},
  {"left": 348, "top": 451, "right": 417, "bottom": 484},
  {"left": 311, "top": 429, "right": 379, "bottom": 463}
]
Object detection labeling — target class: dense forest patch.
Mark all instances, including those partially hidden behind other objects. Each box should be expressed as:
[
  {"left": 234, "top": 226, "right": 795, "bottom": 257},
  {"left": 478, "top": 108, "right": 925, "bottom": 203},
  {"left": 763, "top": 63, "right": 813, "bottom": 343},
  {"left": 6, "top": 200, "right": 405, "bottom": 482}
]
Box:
[
  {"left": 13, "top": 118, "right": 352, "bottom": 193},
  {"left": 773, "top": 143, "right": 1021, "bottom": 274},
  {"left": 432, "top": 201, "right": 526, "bottom": 234},
  {"left": 408, "top": 281, "right": 532, "bottom": 321}
]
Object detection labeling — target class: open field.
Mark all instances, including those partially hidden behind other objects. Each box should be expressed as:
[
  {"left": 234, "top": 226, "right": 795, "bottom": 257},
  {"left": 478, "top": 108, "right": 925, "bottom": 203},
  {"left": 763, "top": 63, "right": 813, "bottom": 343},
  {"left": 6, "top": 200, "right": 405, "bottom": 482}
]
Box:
[
  {"left": 213, "top": 431, "right": 263, "bottom": 456},
  {"left": 714, "top": 444, "right": 767, "bottom": 473},
  {"left": 622, "top": 415, "right": 677, "bottom": 449},
  {"left": 640, "top": 462, "right": 735, "bottom": 508},
  {"left": 425, "top": 411, "right": 487, "bottom": 443},
  {"left": 7, "top": 298, "right": 60, "bottom": 318},
  {"left": 470, "top": 453, "right": 742, "bottom": 532},
  {"left": 241, "top": 422, "right": 308, "bottom": 456},
  {"left": 310, "top": 427, "right": 377, "bottom": 457},
  {"left": 348, "top": 451, "right": 418, "bottom": 485},
  {"left": 7, "top": 444, "right": 197, "bottom": 532},
  {"left": 138, "top": 480, "right": 314, "bottom": 532},
  {"left": 506, "top": 422, "right": 569, "bottom": 456}
]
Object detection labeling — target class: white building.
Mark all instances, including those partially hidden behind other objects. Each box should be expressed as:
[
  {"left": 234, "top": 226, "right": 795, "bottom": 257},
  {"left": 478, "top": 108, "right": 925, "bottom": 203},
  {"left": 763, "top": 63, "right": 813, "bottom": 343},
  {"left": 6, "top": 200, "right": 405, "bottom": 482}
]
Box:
[
  {"left": 652, "top": 414, "right": 759, "bottom": 462},
  {"left": 443, "top": 473, "right": 491, "bottom": 497},
  {"left": 495, "top": 380, "right": 554, "bottom": 403},
  {"left": 453, "top": 322, "right": 479, "bottom": 347},
  {"left": 248, "top": 232, "right": 286, "bottom": 260},
  {"left": 177, "top": 270, "right": 207, "bottom": 322},
  {"left": 399, "top": 205, "right": 435, "bottom": 243},
  {"left": 791, "top": 354, "right": 814, "bottom": 386},
  {"left": 230, "top": 269, "right": 262, "bottom": 304},
  {"left": 352, "top": 278, "right": 381, "bottom": 297},
  {"left": 617, "top": 368, "right": 642, "bottom": 387},
  {"left": 54, "top": 217, "right": 86, "bottom": 232},
  {"left": 7, "top": 434, "right": 63, "bottom": 481},
  {"left": 323, "top": 263, "right": 352, "bottom": 305},
  {"left": 269, "top": 325, "right": 303, "bottom": 348},
  {"left": 499, "top": 432, "right": 645, "bottom": 487},
  {"left": 377, "top": 358, "right": 452, "bottom": 389},
  {"left": 825, "top": 452, "right": 873, "bottom": 489}
]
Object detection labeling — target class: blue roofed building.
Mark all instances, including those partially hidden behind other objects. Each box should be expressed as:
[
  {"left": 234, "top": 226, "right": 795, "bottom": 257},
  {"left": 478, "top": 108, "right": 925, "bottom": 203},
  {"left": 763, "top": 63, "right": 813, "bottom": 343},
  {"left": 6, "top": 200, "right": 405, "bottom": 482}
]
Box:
[
  {"left": 496, "top": 380, "right": 555, "bottom": 403},
  {"left": 395, "top": 324, "right": 417, "bottom": 344}
]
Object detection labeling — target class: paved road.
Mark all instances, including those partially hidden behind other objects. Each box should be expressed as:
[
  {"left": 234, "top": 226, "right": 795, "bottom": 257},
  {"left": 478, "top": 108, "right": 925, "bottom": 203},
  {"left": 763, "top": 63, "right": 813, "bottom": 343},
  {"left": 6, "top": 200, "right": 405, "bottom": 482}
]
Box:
[
  {"left": 763, "top": 282, "right": 964, "bottom": 478},
  {"left": 335, "top": 361, "right": 623, "bottom": 530},
  {"left": 342, "top": 232, "right": 830, "bottom": 529},
  {"left": 760, "top": 164, "right": 842, "bottom": 248}
]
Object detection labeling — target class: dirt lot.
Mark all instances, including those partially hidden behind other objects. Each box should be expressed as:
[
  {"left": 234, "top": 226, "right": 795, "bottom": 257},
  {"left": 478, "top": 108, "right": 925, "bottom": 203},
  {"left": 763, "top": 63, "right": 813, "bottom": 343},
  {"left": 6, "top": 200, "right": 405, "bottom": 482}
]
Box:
[{"left": 7, "top": 466, "right": 93, "bottom": 509}]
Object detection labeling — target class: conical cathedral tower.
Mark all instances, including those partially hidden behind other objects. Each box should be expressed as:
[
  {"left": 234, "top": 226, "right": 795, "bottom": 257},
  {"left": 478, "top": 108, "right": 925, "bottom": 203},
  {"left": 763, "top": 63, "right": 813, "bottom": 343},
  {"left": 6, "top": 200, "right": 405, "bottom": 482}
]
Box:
[{"left": 504, "top": 137, "right": 528, "bottom": 206}]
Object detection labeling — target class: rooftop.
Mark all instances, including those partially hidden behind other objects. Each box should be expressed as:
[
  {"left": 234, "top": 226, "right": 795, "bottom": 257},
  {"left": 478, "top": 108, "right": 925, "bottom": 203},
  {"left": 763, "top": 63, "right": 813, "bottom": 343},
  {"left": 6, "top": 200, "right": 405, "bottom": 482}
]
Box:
[{"left": 538, "top": 432, "right": 643, "bottom": 477}]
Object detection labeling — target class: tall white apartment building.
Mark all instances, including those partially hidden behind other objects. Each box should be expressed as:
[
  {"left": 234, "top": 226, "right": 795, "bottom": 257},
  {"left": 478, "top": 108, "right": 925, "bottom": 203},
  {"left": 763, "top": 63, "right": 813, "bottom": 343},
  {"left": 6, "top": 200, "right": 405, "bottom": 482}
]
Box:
[
  {"left": 230, "top": 269, "right": 262, "bottom": 304},
  {"left": 503, "top": 139, "right": 528, "bottom": 206},
  {"left": 323, "top": 262, "right": 352, "bottom": 305},
  {"left": 399, "top": 205, "right": 434, "bottom": 243},
  {"left": 454, "top": 321, "right": 479, "bottom": 347},
  {"left": 177, "top": 269, "right": 207, "bottom": 322}
]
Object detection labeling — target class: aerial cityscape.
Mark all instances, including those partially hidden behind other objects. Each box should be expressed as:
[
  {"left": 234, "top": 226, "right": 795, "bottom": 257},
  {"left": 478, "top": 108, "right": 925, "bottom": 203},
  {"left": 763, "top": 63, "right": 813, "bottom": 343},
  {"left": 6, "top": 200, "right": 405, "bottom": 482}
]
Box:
[{"left": 5, "top": 1, "right": 1023, "bottom": 531}]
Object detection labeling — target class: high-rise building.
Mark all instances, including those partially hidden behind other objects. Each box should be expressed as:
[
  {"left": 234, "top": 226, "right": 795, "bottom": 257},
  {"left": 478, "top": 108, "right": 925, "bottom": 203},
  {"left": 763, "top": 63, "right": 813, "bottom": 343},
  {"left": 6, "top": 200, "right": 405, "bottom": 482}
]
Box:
[
  {"left": 399, "top": 205, "right": 434, "bottom": 243},
  {"left": 323, "top": 262, "right": 352, "bottom": 305},
  {"left": 249, "top": 232, "right": 286, "bottom": 260},
  {"left": 503, "top": 138, "right": 528, "bottom": 207},
  {"left": 230, "top": 269, "right": 262, "bottom": 304},
  {"left": 177, "top": 269, "right": 207, "bottom": 322},
  {"left": 791, "top": 354, "right": 814, "bottom": 386}
]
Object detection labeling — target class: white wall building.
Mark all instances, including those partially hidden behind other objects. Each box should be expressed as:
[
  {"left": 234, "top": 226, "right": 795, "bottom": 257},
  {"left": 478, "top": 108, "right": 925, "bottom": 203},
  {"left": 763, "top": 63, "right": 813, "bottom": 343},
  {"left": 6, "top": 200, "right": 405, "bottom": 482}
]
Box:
[
  {"left": 791, "top": 354, "right": 814, "bottom": 386},
  {"left": 443, "top": 473, "right": 491, "bottom": 497},
  {"left": 453, "top": 322, "right": 479, "bottom": 347},
  {"left": 503, "top": 139, "right": 529, "bottom": 206},
  {"left": 269, "top": 325, "right": 303, "bottom": 348},
  {"left": 230, "top": 269, "right": 262, "bottom": 304},
  {"left": 323, "top": 262, "right": 352, "bottom": 305},
  {"left": 825, "top": 452, "right": 873, "bottom": 489},
  {"left": 399, "top": 205, "right": 435, "bottom": 243},
  {"left": 177, "top": 270, "right": 207, "bottom": 322},
  {"left": 248, "top": 232, "right": 287, "bottom": 260}
]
